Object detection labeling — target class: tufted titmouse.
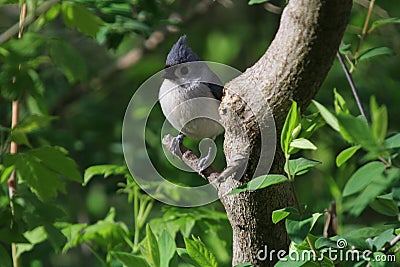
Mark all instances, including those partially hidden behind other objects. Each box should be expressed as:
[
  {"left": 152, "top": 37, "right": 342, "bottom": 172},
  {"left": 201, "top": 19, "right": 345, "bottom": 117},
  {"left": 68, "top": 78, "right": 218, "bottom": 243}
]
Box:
[{"left": 159, "top": 35, "right": 224, "bottom": 172}]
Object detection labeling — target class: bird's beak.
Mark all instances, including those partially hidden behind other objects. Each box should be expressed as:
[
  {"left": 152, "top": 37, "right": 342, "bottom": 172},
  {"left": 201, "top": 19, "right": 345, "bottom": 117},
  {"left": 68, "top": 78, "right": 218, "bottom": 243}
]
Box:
[{"left": 163, "top": 68, "right": 175, "bottom": 79}]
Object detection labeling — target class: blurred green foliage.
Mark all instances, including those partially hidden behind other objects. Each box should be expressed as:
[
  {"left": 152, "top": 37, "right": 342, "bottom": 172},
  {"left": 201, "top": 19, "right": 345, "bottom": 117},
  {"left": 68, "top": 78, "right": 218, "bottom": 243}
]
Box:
[{"left": 0, "top": 0, "right": 399, "bottom": 266}]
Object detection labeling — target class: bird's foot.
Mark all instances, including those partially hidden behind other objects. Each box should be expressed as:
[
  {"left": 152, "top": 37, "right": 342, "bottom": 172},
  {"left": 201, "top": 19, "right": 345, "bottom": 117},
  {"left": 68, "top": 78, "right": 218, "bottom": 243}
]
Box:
[
  {"left": 198, "top": 146, "right": 213, "bottom": 173},
  {"left": 170, "top": 133, "right": 184, "bottom": 157}
]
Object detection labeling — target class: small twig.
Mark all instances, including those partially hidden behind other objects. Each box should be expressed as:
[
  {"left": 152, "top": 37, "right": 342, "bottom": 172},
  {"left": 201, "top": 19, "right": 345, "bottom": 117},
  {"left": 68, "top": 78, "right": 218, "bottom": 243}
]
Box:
[
  {"left": 7, "top": 3, "right": 28, "bottom": 266},
  {"left": 161, "top": 134, "right": 221, "bottom": 188},
  {"left": 285, "top": 157, "right": 319, "bottom": 262},
  {"left": 383, "top": 233, "right": 400, "bottom": 253},
  {"left": 354, "top": 0, "right": 375, "bottom": 58},
  {"left": 366, "top": 233, "right": 400, "bottom": 267},
  {"left": 336, "top": 52, "right": 367, "bottom": 118},
  {"left": 0, "top": 0, "right": 60, "bottom": 45}
]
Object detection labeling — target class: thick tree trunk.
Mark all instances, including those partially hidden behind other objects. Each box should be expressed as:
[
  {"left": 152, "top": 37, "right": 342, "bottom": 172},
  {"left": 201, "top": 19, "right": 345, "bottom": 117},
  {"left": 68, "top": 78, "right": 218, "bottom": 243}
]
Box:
[{"left": 218, "top": 0, "right": 352, "bottom": 266}]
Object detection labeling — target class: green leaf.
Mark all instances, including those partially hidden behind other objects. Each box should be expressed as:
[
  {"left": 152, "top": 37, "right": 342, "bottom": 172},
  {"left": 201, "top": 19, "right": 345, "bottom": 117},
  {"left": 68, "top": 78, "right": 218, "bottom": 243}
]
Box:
[
  {"left": 333, "top": 88, "right": 349, "bottom": 114},
  {"left": 370, "top": 96, "right": 388, "bottom": 143},
  {"left": 275, "top": 256, "right": 308, "bottom": 267},
  {"left": 229, "top": 174, "right": 288, "bottom": 194},
  {"left": 14, "top": 115, "right": 56, "bottom": 133},
  {"left": 12, "top": 153, "right": 66, "bottom": 201},
  {"left": 0, "top": 165, "right": 14, "bottom": 184},
  {"left": 44, "top": 3, "right": 61, "bottom": 22},
  {"left": 337, "top": 113, "right": 380, "bottom": 152},
  {"left": 272, "top": 207, "right": 298, "bottom": 224},
  {"left": 248, "top": 0, "right": 270, "bottom": 5},
  {"left": 341, "top": 227, "right": 391, "bottom": 249},
  {"left": 286, "top": 213, "right": 322, "bottom": 245},
  {"left": 10, "top": 129, "right": 31, "bottom": 147},
  {"left": 111, "top": 251, "right": 150, "bottom": 267},
  {"left": 3, "top": 32, "right": 45, "bottom": 59},
  {"left": 49, "top": 39, "right": 87, "bottom": 84},
  {"left": 61, "top": 2, "right": 104, "bottom": 38},
  {"left": 289, "top": 138, "right": 317, "bottom": 150},
  {"left": 28, "top": 146, "right": 82, "bottom": 183},
  {"left": 234, "top": 264, "right": 253, "bottom": 267},
  {"left": 281, "top": 101, "right": 301, "bottom": 155},
  {"left": 284, "top": 158, "right": 321, "bottom": 177},
  {"left": 370, "top": 17, "right": 400, "bottom": 31},
  {"left": 312, "top": 100, "right": 339, "bottom": 132},
  {"left": 16, "top": 226, "right": 47, "bottom": 257},
  {"left": 159, "top": 229, "right": 176, "bottom": 267},
  {"left": 177, "top": 248, "right": 202, "bottom": 267},
  {"left": 370, "top": 194, "right": 399, "bottom": 217},
  {"left": 43, "top": 223, "right": 67, "bottom": 253},
  {"left": 348, "top": 168, "right": 399, "bottom": 216},
  {"left": 339, "top": 44, "right": 352, "bottom": 55},
  {"left": 184, "top": 236, "right": 218, "bottom": 267},
  {"left": 0, "top": 244, "right": 12, "bottom": 267},
  {"left": 83, "top": 165, "right": 127, "bottom": 185},
  {"left": 357, "top": 47, "right": 396, "bottom": 61},
  {"left": 371, "top": 229, "right": 395, "bottom": 250},
  {"left": 336, "top": 145, "right": 361, "bottom": 167},
  {"left": 343, "top": 161, "right": 386, "bottom": 197},
  {"left": 140, "top": 225, "right": 160, "bottom": 267},
  {"left": 385, "top": 133, "right": 400, "bottom": 149},
  {"left": 315, "top": 237, "right": 341, "bottom": 249}
]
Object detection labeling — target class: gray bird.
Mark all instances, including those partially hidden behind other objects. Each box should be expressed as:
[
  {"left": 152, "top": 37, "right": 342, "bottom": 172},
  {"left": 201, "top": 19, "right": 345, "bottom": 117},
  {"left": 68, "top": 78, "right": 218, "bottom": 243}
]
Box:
[{"left": 159, "top": 35, "right": 224, "bottom": 172}]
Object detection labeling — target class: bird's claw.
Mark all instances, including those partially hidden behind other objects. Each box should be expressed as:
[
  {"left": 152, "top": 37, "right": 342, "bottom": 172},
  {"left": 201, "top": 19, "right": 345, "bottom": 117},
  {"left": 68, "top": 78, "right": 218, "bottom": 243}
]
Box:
[
  {"left": 198, "top": 146, "right": 212, "bottom": 173},
  {"left": 170, "top": 134, "right": 184, "bottom": 157}
]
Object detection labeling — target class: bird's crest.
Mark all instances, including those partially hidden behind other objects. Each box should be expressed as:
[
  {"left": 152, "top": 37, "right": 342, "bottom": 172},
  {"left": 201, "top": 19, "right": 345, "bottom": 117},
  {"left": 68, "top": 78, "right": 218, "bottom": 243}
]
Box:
[{"left": 165, "top": 35, "right": 201, "bottom": 67}]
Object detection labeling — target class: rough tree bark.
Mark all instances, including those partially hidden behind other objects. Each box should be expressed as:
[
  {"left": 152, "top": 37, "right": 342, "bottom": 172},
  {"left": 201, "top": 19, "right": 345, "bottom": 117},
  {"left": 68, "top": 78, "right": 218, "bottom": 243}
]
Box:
[
  {"left": 220, "top": 0, "right": 352, "bottom": 265},
  {"left": 163, "top": 0, "right": 352, "bottom": 266}
]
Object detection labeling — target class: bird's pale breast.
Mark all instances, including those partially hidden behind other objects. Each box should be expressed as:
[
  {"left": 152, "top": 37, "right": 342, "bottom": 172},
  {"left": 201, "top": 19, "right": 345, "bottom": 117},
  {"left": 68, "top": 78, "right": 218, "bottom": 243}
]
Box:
[{"left": 159, "top": 79, "right": 224, "bottom": 139}]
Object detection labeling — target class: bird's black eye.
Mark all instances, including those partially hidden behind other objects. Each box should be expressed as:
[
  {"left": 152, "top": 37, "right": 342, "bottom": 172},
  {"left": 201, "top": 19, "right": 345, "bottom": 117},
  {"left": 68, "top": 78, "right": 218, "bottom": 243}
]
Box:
[{"left": 180, "top": 66, "right": 189, "bottom": 75}]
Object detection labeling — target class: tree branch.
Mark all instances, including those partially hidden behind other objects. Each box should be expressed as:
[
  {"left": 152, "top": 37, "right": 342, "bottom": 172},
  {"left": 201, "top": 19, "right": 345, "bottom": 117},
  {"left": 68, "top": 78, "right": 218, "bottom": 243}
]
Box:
[{"left": 219, "top": 0, "right": 352, "bottom": 265}]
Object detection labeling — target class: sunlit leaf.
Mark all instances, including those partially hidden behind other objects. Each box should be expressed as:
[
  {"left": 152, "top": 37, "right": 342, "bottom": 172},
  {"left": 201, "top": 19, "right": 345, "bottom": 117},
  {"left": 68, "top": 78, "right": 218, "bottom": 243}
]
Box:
[
  {"left": 357, "top": 47, "right": 395, "bottom": 61},
  {"left": 229, "top": 175, "right": 288, "bottom": 194},
  {"left": 284, "top": 158, "right": 321, "bottom": 177},
  {"left": 281, "top": 101, "right": 301, "bottom": 155},
  {"left": 385, "top": 133, "right": 400, "bottom": 149},
  {"left": 336, "top": 145, "right": 361, "bottom": 167},
  {"left": 289, "top": 138, "right": 317, "bottom": 150},
  {"left": 184, "top": 236, "right": 218, "bottom": 267},
  {"left": 312, "top": 100, "right": 339, "bottom": 132},
  {"left": 248, "top": 0, "right": 270, "bottom": 5},
  {"left": 370, "top": 96, "right": 388, "bottom": 143},
  {"left": 159, "top": 229, "right": 176, "bottom": 267},
  {"left": 84, "top": 165, "right": 128, "bottom": 185},
  {"left": 333, "top": 88, "right": 349, "bottom": 114},
  {"left": 272, "top": 206, "right": 298, "bottom": 224},
  {"left": 140, "top": 225, "right": 160, "bottom": 267},
  {"left": 370, "top": 17, "right": 400, "bottom": 32},
  {"left": 61, "top": 2, "right": 104, "bottom": 38},
  {"left": 339, "top": 43, "right": 352, "bottom": 55}
]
